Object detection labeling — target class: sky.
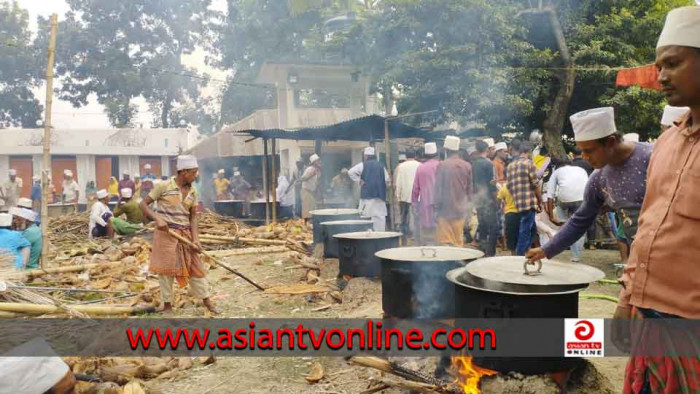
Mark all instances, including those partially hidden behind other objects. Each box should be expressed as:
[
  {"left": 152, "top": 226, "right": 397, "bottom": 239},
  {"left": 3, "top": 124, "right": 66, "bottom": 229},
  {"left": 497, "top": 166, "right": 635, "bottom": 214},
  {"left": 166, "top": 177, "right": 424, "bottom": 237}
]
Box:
[{"left": 17, "top": 0, "right": 228, "bottom": 130}]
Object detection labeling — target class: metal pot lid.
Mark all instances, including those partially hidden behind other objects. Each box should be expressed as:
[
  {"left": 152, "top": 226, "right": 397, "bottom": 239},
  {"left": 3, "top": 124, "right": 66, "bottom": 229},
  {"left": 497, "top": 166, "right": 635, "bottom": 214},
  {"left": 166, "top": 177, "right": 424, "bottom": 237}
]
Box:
[
  {"left": 320, "top": 219, "right": 373, "bottom": 226},
  {"left": 333, "top": 231, "right": 402, "bottom": 240},
  {"left": 446, "top": 266, "right": 588, "bottom": 295},
  {"left": 310, "top": 209, "right": 360, "bottom": 216},
  {"left": 375, "top": 247, "right": 484, "bottom": 262},
  {"left": 465, "top": 256, "right": 605, "bottom": 287}
]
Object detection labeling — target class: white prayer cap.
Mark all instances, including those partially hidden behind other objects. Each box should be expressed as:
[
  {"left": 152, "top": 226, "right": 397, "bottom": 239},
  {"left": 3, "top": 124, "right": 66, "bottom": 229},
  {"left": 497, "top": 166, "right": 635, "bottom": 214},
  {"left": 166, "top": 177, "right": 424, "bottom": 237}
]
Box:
[
  {"left": 8, "top": 169, "right": 16, "bottom": 176},
  {"left": 176, "top": 155, "right": 198, "bottom": 171},
  {"left": 424, "top": 142, "right": 437, "bottom": 155},
  {"left": 63, "top": 169, "right": 73, "bottom": 177},
  {"left": 444, "top": 135, "right": 461, "bottom": 151},
  {"left": 13, "top": 208, "right": 37, "bottom": 222},
  {"left": 8, "top": 207, "right": 21, "bottom": 217},
  {"left": 96, "top": 189, "right": 108, "bottom": 199},
  {"left": 120, "top": 188, "right": 133, "bottom": 199},
  {"left": 570, "top": 107, "right": 617, "bottom": 142},
  {"left": 122, "top": 170, "right": 130, "bottom": 176},
  {"left": 657, "top": 7, "right": 700, "bottom": 49},
  {"left": 398, "top": 154, "right": 407, "bottom": 161},
  {"left": 0, "top": 213, "right": 12, "bottom": 227},
  {"left": 483, "top": 138, "right": 495, "bottom": 148},
  {"left": 234, "top": 171, "right": 241, "bottom": 176},
  {"left": 144, "top": 164, "right": 152, "bottom": 170},
  {"left": 17, "top": 198, "right": 32, "bottom": 209},
  {"left": 494, "top": 142, "right": 508, "bottom": 152},
  {"left": 218, "top": 169, "right": 225, "bottom": 174},
  {"left": 0, "top": 338, "right": 70, "bottom": 394},
  {"left": 309, "top": 154, "right": 320, "bottom": 164},
  {"left": 364, "top": 147, "right": 375, "bottom": 156},
  {"left": 341, "top": 168, "right": 349, "bottom": 174},
  {"left": 661, "top": 105, "right": 690, "bottom": 126},
  {"left": 623, "top": 133, "right": 640, "bottom": 143},
  {"left": 467, "top": 146, "right": 477, "bottom": 155},
  {"left": 32, "top": 175, "right": 40, "bottom": 182}
]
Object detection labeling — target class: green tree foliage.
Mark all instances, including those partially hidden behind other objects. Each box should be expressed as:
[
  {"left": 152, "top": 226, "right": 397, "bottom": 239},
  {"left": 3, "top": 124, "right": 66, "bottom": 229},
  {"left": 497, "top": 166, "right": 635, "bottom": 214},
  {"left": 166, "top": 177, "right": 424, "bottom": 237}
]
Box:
[
  {"left": 0, "top": 1, "right": 42, "bottom": 128},
  {"left": 35, "top": 0, "right": 215, "bottom": 128}
]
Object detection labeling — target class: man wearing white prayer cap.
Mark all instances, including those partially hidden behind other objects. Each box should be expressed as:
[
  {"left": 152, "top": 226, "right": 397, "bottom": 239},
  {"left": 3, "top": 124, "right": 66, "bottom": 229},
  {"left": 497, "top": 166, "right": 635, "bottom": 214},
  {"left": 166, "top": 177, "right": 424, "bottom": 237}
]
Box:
[
  {"left": 526, "top": 106, "right": 652, "bottom": 279},
  {"left": 214, "top": 169, "right": 231, "bottom": 200},
  {"left": 661, "top": 105, "right": 690, "bottom": 131},
  {"left": 140, "top": 155, "right": 218, "bottom": 315},
  {"left": 61, "top": 169, "right": 79, "bottom": 210},
  {"left": 119, "top": 169, "right": 135, "bottom": 199},
  {"left": 300, "top": 154, "right": 322, "bottom": 220},
  {"left": 9, "top": 207, "right": 42, "bottom": 269},
  {"left": 493, "top": 142, "right": 509, "bottom": 184},
  {"left": 612, "top": 6, "right": 700, "bottom": 392},
  {"left": 0, "top": 338, "right": 76, "bottom": 393},
  {"left": 411, "top": 142, "right": 441, "bottom": 244},
  {"left": 394, "top": 149, "right": 421, "bottom": 242},
  {"left": 114, "top": 187, "right": 143, "bottom": 225},
  {"left": 0, "top": 211, "right": 30, "bottom": 269},
  {"left": 1, "top": 169, "right": 23, "bottom": 211},
  {"left": 482, "top": 137, "right": 496, "bottom": 159},
  {"left": 432, "top": 136, "right": 473, "bottom": 246},
  {"left": 89, "top": 189, "right": 113, "bottom": 239},
  {"left": 348, "top": 147, "right": 391, "bottom": 231}
]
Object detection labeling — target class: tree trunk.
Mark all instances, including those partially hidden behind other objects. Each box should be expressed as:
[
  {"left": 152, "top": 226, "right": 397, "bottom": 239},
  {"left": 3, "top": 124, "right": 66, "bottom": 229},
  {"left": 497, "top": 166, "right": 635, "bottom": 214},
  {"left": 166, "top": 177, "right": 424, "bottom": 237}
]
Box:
[
  {"left": 541, "top": 8, "right": 574, "bottom": 160},
  {"left": 161, "top": 96, "right": 172, "bottom": 128}
]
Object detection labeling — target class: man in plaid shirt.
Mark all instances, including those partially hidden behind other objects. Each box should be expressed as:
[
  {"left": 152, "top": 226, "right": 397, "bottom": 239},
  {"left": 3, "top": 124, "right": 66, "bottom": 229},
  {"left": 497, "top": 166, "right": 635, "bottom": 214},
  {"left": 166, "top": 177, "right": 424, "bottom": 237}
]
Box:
[{"left": 506, "top": 141, "right": 543, "bottom": 255}]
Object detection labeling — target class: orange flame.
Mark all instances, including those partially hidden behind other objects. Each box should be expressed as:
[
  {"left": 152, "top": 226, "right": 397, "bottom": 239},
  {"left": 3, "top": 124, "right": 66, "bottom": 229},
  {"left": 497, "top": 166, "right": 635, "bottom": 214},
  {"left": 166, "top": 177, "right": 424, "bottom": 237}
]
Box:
[{"left": 451, "top": 356, "right": 498, "bottom": 394}]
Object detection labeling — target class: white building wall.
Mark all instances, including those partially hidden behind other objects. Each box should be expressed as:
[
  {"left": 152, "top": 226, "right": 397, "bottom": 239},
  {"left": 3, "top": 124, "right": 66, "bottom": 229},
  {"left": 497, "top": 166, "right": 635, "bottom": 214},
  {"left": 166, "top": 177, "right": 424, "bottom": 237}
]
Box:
[
  {"left": 161, "top": 156, "right": 171, "bottom": 177},
  {"left": 0, "top": 156, "right": 9, "bottom": 179},
  {"left": 76, "top": 155, "right": 95, "bottom": 204}
]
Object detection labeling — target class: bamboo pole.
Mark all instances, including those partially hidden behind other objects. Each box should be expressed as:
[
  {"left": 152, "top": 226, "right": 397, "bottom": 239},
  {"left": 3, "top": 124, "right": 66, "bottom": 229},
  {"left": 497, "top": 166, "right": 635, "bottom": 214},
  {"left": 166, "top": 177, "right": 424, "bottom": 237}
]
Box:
[
  {"left": 41, "top": 14, "right": 58, "bottom": 269},
  {"left": 384, "top": 118, "right": 395, "bottom": 230},
  {"left": 207, "top": 246, "right": 288, "bottom": 257},
  {"left": 0, "top": 302, "right": 155, "bottom": 316},
  {"left": 271, "top": 138, "right": 277, "bottom": 223},
  {"left": 263, "top": 138, "right": 270, "bottom": 225},
  {"left": 199, "top": 234, "right": 287, "bottom": 245},
  {"left": 20, "top": 261, "right": 124, "bottom": 280}
]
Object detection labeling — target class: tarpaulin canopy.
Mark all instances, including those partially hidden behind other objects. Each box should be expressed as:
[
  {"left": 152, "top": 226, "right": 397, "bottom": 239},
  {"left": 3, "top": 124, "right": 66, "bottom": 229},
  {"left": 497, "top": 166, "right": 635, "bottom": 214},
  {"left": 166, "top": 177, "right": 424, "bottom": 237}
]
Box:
[{"left": 237, "top": 115, "right": 445, "bottom": 142}]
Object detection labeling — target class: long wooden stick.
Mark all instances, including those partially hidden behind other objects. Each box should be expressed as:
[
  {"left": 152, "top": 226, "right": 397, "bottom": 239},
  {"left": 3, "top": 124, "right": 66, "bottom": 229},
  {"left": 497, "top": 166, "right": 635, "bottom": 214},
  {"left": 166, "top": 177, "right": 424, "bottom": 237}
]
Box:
[
  {"left": 167, "top": 230, "right": 266, "bottom": 291},
  {"left": 206, "top": 246, "right": 288, "bottom": 258},
  {"left": 0, "top": 302, "right": 155, "bottom": 316},
  {"left": 14, "top": 261, "right": 124, "bottom": 280},
  {"left": 199, "top": 234, "right": 287, "bottom": 246}
]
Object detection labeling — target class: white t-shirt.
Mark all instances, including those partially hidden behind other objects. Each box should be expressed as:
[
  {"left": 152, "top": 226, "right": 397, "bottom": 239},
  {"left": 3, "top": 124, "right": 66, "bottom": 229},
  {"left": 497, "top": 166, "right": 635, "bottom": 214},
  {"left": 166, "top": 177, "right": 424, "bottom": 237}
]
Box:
[{"left": 547, "top": 165, "right": 589, "bottom": 203}]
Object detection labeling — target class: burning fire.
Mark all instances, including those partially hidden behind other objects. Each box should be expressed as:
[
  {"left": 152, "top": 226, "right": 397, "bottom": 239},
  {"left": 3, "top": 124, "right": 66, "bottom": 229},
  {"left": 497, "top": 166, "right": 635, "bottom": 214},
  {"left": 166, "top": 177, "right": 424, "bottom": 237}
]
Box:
[{"left": 451, "top": 356, "right": 497, "bottom": 394}]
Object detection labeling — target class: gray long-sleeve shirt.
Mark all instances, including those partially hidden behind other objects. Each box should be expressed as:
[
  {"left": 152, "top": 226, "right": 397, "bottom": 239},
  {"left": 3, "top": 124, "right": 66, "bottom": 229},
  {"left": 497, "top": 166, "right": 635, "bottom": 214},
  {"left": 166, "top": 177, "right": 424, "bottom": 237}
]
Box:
[{"left": 542, "top": 142, "right": 652, "bottom": 258}]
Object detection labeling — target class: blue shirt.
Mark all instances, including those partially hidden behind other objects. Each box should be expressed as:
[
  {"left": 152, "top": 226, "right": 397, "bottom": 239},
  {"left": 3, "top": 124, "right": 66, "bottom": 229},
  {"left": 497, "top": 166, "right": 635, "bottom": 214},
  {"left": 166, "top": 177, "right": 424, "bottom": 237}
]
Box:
[
  {"left": 31, "top": 184, "right": 41, "bottom": 202},
  {"left": 0, "top": 228, "right": 31, "bottom": 269}
]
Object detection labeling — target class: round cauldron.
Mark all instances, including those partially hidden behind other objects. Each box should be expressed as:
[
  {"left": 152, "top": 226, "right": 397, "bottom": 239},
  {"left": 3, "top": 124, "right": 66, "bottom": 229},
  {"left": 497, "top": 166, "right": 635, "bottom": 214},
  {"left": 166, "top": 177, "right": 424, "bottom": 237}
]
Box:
[
  {"left": 321, "top": 220, "right": 374, "bottom": 258},
  {"left": 334, "top": 231, "right": 402, "bottom": 278},
  {"left": 446, "top": 257, "right": 605, "bottom": 374},
  {"left": 310, "top": 209, "right": 361, "bottom": 244},
  {"left": 376, "top": 247, "right": 484, "bottom": 319},
  {"left": 214, "top": 200, "right": 245, "bottom": 218},
  {"left": 249, "top": 201, "right": 279, "bottom": 220}
]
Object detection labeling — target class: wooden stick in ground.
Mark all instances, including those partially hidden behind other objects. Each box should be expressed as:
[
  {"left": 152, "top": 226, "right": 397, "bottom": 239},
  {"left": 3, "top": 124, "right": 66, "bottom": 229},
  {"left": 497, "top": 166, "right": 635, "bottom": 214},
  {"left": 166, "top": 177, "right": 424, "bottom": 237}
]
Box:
[
  {"left": 15, "top": 261, "right": 124, "bottom": 280},
  {"left": 167, "top": 230, "right": 266, "bottom": 291},
  {"left": 0, "top": 302, "right": 155, "bottom": 316}
]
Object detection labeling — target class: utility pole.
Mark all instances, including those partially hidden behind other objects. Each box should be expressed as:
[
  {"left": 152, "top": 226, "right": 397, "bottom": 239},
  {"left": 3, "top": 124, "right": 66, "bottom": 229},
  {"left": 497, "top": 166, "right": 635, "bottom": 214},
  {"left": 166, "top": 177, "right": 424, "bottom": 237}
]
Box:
[{"left": 40, "top": 14, "right": 58, "bottom": 269}]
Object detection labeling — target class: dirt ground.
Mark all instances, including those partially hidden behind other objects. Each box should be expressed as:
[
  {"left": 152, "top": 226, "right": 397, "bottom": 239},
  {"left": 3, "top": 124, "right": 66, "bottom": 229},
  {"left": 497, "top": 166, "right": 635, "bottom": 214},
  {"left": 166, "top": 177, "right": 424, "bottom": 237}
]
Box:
[{"left": 144, "top": 247, "right": 627, "bottom": 394}]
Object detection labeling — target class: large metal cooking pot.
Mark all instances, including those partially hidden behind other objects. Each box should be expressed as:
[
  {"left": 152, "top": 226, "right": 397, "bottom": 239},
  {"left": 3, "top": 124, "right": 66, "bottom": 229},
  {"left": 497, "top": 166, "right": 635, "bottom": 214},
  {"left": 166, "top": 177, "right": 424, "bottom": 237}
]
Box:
[
  {"left": 446, "top": 256, "right": 605, "bottom": 374},
  {"left": 249, "top": 201, "right": 279, "bottom": 220},
  {"left": 377, "top": 247, "right": 484, "bottom": 319},
  {"left": 214, "top": 200, "right": 245, "bottom": 218},
  {"left": 310, "top": 209, "right": 361, "bottom": 244},
  {"left": 321, "top": 220, "right": 374, "bottom": 258},
  {"left": 334, "top": 231, "right": 402, "bottom": 278}
]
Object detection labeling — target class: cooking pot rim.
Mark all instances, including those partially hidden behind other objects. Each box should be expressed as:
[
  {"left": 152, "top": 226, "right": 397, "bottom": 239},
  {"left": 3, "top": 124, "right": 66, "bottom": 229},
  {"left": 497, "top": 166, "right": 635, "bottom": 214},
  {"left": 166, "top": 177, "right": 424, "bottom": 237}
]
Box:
[
  {"left": 310, "top": 209, "right": 361, "bottom": 216},
  {"left": 320, "top": 220, "right": 374, "bottom": 226},
  {"left": 214, "top": 200, "right": 245, "bottom": 203},
  {"left": 333, "top": 231, "right": 403, "bottom": 240},
  {"left": 446, "top": 266, "right": 588, "bottom": 295},
  {"left": 375, "top": 246, "right": 484, "bottom": 262}
]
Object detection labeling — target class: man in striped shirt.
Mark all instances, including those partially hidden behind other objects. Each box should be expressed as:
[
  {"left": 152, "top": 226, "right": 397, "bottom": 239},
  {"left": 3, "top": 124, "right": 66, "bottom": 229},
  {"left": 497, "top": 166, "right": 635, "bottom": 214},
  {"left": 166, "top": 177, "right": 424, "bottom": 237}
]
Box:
[{"left": 140, "top": 155, "right": 218, "bottom": 315}]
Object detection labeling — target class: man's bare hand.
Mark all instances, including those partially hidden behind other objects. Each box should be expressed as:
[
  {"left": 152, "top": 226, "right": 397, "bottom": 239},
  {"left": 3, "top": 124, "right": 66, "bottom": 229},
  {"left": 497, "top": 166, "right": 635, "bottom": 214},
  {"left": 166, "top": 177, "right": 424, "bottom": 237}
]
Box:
[
  {"left": 155, "top": 218, "right": 168, "bottom": 231},
  {"left": 525, "top": 247, "right": 546, "bottom": 264},
  {"left": 611, "top": 305, "right": 632, "bottom": 353}
]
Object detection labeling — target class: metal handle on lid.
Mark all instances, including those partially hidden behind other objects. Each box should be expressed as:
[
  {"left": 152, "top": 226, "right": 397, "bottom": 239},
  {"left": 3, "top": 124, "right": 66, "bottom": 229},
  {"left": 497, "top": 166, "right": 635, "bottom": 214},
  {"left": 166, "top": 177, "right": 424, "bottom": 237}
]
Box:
[
  {"left": 523, "top": 260, "right": 543, "bottom": 276},
  {"left": 420, "top": 248, "right": 438, "bottom": 258}
]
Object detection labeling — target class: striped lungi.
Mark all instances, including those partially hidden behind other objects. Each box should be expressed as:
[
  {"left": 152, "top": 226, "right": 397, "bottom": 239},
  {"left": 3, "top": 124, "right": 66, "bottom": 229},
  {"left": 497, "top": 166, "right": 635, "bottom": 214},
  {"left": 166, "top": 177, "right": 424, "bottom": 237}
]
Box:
[{"left": 149, "top": 226, "right": 207, "bottom": 287}]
